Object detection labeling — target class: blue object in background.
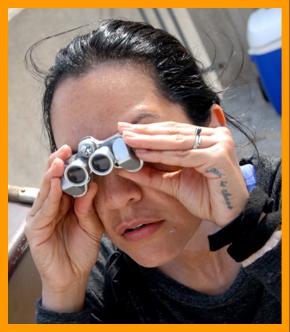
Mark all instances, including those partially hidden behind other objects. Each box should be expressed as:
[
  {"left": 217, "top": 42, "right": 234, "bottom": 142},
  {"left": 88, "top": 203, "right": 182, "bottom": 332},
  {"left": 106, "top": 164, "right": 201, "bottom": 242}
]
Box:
[
  {"left": 247, "top": 9, "right": 282, "bottom": 115},
  {"left": 240, "top": 164, "right": 256, "bottom": 193},
  {"left": 250, "top": 48, "right": 281, "bottom": 115}
]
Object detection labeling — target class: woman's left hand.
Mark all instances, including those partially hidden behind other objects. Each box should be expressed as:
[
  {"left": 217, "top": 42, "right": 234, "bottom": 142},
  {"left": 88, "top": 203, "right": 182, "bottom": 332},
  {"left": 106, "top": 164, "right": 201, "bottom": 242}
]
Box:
[{"left": 118, "top": 121, "right": 249, "bottom": 227}]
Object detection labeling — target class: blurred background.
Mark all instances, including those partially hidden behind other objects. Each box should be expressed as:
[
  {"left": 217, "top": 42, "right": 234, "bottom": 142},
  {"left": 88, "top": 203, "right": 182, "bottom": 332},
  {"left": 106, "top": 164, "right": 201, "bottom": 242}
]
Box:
[{"left": 8, "top": 8, "right": 281, "bottom": 323}]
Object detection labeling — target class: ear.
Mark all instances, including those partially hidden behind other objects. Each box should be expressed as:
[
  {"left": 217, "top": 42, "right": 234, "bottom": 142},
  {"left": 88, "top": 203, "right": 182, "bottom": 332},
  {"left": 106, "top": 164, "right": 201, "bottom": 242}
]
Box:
[{"left": 208, "top": 104, "right": 226, "bottom": 128}]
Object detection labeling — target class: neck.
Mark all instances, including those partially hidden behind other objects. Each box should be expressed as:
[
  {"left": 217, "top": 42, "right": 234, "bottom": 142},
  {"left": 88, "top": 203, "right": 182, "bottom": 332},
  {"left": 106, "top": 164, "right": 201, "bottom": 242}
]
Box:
[{"left": 159, "top": 221, "right": 241, "bottom": 296}]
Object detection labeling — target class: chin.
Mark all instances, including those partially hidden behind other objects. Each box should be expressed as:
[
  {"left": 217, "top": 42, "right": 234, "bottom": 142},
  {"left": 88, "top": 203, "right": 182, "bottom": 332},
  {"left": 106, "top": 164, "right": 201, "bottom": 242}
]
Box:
[{"left": 127, "top": 247, "right": 181, "bottom": 268}]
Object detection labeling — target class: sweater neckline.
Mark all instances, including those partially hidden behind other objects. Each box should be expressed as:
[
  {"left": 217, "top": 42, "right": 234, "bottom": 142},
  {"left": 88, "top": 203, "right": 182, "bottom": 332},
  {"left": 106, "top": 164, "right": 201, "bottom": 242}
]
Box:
[{"left": 139, "top": 265, "right": 250, "bottom": 308}]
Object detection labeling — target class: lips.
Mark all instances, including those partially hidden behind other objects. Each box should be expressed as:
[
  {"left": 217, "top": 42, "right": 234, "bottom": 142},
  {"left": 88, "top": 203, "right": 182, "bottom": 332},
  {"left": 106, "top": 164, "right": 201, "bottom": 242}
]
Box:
[{"left": 116, "top": 218, "right": 164, "bottom": 237}]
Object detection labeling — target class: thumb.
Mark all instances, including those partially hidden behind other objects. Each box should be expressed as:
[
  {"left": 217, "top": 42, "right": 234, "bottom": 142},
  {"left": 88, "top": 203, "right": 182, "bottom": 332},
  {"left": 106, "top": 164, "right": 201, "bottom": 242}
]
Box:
[
  {"left": 118, "top": 165, "right": 180, "bottom": 197},
  {"left": 74, "top": 182, "right": 102, "bottom": 233}
]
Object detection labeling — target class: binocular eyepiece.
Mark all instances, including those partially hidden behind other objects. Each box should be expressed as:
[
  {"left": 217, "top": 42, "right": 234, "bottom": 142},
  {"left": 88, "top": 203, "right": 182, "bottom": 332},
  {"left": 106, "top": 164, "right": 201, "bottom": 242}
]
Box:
[{"left": 61, "top": 134, "right": 143, "bottom": 197}]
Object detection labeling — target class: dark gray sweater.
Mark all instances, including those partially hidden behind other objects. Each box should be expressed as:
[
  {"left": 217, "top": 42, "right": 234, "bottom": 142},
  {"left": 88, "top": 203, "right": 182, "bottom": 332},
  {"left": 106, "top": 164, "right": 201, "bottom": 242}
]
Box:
[{"left": 36, "top": 155, "right": 281, "bottom": 323}]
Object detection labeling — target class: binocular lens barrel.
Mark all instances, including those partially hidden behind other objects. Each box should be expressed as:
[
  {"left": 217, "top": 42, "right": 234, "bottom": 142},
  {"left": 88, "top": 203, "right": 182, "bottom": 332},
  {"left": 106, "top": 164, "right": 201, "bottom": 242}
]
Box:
[
  {"left": 66, "top": 166, "right": 87, "bottom": 184},
  {"left": 91, "top": 155, "right": 111, "bottom": 173},
  {"left": 61, "top": 135, "right": 144, "bottom": 197},
  {"left": 64, "top": 157, "right": 90, "bottom": 186},
  {"left": 89, "top": 146, "right": 114, "bottom": 175}
]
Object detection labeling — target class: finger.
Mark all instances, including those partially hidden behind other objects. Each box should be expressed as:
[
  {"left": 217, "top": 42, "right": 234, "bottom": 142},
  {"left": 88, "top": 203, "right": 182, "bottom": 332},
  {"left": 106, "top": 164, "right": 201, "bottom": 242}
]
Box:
[
  {"left": 135, "top": 141, "right": 239, "bottom": 178},
  {"left": 134, "top": 146, "right": 227, "bottom": 173},
  {"left": 123, "top": 131, "right": 216, "bottom": 150},
  {"left": 29, "top": 177, "right": 63, "bottom": 230},
  {"left": 57, "top": 193, "right": 73, "bottom": 223},
  {"left": 74, "top": 182, "right": 102, "bottom": 234},
  {"left": 30, "top": 158, "right": 65, "bottom": 216},
  {"left": 118, "top": 121, "right": 214, "bottom": 136},
  {"left": 47, "top": 144, "right": 72, "bottom": 169}
]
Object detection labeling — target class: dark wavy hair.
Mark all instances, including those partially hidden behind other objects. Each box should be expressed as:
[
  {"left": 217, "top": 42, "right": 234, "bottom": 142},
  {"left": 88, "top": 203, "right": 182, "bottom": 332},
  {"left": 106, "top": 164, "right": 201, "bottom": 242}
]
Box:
[{"left": 26, "top": 19, "right": 256, "bottom": 153}]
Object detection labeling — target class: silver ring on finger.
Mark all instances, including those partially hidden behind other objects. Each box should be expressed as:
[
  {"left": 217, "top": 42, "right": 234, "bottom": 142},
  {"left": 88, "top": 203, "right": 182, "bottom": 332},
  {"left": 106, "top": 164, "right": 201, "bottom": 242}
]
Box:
[{"left": 193, "top": 127, "right": 202, "bottom": 149}]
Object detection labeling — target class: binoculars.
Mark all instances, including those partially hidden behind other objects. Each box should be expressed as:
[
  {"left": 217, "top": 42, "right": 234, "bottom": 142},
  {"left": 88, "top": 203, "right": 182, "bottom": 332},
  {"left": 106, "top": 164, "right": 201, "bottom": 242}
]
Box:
[{"left": 61, "top": 134, "right": 143, "bottom": 197}]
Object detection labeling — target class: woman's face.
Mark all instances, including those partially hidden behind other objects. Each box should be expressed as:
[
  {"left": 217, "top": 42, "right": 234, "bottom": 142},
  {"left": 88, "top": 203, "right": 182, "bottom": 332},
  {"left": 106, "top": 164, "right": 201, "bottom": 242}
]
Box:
[{"left": 51, "top": 63, "right": 202, "bottom": 267}]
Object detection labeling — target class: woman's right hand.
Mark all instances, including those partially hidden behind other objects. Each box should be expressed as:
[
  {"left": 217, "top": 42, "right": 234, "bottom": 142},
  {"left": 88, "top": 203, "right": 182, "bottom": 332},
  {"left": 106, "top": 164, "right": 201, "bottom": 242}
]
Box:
[{"left": 25, "top": 145, "right": 103, "bottom": 312}]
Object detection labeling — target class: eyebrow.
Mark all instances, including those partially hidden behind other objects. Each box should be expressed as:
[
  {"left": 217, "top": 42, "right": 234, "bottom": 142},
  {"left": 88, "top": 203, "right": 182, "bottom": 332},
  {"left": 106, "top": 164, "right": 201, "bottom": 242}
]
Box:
[{"left": 131, "top": 112, "right": 161, "bottom": 124}]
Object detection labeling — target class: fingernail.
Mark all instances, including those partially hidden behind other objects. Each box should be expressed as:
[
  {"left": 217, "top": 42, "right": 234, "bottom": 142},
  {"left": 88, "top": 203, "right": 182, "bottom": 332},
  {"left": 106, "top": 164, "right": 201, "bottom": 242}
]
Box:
[
  {"left": 118, "top": 122, "right": 133, "bottom": 128},
  {"left": 123, "top": 130, "right": 136, "bottom": 137},
  {"left": 53, "top": 157, "right": 62, "bottom": 165}
]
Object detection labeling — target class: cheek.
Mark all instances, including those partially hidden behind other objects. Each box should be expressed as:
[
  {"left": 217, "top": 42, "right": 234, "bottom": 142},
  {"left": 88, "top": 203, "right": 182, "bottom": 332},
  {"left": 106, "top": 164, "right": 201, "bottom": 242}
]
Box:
[
  {"left": 94, "top": 199, "right": 115, "bottom": 238},
  {"left": 120, "top": 214, "right": 201, "bottom": 268},
  {"left": 126, "top": 227, "right": 197, "bottom": 268},
  {"left": 93, "top": 184, "right": 110, "bottom": 226},
  {"left": 92, "top": 181, "right": 122, "bottom": 239},
  {"left": 163, "top": 218, "right": 201, "bottom": 251}
]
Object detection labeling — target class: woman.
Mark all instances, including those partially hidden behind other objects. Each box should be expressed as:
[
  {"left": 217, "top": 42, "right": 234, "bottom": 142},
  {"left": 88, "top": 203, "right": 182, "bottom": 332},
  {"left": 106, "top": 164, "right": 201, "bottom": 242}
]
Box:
[{"left": 25, "top": 19, "right": 281, "bottom": 323}]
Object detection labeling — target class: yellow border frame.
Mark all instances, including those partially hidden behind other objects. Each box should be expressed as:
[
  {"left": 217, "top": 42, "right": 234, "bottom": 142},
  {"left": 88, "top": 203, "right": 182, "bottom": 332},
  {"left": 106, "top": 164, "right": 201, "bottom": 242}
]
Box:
[{"left": 3, "top": 2, "right": 289, "bottom": 331}]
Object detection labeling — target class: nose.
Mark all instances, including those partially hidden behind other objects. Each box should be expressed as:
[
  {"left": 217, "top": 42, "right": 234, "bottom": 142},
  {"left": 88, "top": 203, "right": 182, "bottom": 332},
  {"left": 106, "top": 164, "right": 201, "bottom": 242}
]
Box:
[{"left": 98, "top": 170, "right": 142, "bottom": 210}]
